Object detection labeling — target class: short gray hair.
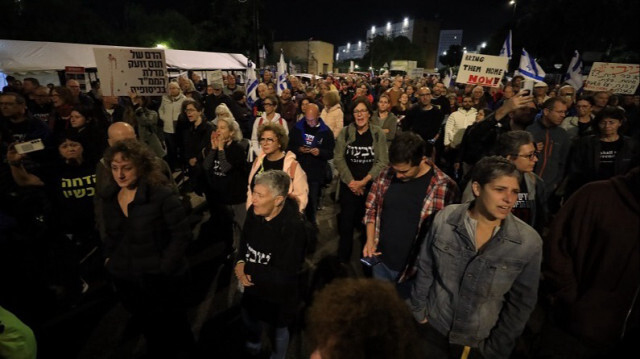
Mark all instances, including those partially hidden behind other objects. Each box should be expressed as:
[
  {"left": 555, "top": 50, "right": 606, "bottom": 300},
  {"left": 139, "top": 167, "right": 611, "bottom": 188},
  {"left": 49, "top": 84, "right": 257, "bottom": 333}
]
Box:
[{"left": 254, "top": 170, "right": 290, "bottom": 198}]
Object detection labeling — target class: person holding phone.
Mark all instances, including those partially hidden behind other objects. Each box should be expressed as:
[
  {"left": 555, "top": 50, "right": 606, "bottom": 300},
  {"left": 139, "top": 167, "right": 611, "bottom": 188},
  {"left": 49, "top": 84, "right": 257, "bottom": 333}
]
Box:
[{"left": 362, "top": 132, "right": 458, "bottom": 298}]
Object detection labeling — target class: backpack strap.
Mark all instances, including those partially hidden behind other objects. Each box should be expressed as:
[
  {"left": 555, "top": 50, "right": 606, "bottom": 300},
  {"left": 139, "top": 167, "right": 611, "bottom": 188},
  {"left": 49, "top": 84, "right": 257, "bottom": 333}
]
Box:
[{"left": 289, "top": 160, "right": 298, "bottom": 180}]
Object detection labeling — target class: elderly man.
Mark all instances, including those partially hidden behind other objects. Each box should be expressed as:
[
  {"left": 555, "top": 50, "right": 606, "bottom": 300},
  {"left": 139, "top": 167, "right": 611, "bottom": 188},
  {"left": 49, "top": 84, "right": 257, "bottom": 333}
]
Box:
[
  {"left": 289, "top": 103, "right": 335, "bottom": 224},
  {"left": 223, "top": 74, "right": 245, "bottom": 96},
  {"left": 66, "top": 79, "right": 94, "bottom": 108}
]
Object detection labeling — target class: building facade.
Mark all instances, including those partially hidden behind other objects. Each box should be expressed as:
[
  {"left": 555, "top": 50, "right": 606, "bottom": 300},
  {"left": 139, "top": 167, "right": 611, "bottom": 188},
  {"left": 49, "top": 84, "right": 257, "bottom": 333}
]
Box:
[
  {"left": 273, "top": 40, "right": 334, "bottom": 75},
  {"left": 335, "top": 18, "right": 441, "bottom": 71},
  {"left": 437, "top": 30, "right": 463, "bottom": 68}
]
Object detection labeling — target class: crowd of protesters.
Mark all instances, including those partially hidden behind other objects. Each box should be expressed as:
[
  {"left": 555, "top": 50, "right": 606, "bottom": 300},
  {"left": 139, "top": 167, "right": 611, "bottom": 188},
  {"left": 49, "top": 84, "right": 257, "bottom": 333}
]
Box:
[{"left": 1, "top": 68, "right": 639, "bottom": 358}]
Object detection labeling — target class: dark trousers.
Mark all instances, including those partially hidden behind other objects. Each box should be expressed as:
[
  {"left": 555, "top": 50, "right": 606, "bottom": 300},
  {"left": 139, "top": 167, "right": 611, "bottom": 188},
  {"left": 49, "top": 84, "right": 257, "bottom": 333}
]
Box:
[
  {"left": 417, "top": 322, "right": 484, "bottom": 359},
  {"left": 112, "top": 274, "right": 194, "bottom": 359},
  {"left": 163, "top": 132, "right": 178, "bottom": 171},
  {"left": 305, "top": 181, "right": 323, "bottom": 224},
  {"left": 337, "top": 181, "right": 370, "bottom": 263}
]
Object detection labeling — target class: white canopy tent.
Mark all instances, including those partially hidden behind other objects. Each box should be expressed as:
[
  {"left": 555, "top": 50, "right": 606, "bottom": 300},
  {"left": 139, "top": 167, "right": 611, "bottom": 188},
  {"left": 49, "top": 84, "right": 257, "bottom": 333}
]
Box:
[{"left": 0, "top": 39, "right": 249, "bottom": 87}]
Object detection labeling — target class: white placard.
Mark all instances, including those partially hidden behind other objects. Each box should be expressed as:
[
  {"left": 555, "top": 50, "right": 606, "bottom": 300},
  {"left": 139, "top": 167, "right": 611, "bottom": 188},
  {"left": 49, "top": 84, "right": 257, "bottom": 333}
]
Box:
[
  {"left": 456, "top": 54, "right": 508, "bottom": 88},
  {"left": 93, "top": 48, "right": 168, "bottom": 96},
  {"left": 584, "top": 62, "right": 639, "bottom": 95}
]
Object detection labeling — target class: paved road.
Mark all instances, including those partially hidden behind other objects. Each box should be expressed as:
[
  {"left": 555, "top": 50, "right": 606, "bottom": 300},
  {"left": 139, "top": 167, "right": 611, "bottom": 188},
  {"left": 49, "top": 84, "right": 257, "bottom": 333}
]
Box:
[{"left": 35, "top": 179, "right": 369, "bottom": 359}]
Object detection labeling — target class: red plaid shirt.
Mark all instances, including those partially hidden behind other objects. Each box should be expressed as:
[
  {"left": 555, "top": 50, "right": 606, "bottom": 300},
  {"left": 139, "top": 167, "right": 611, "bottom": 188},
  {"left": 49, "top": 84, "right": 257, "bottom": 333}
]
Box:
[{"left": 363, "top": 162, "right": 460, "bottom": 243}]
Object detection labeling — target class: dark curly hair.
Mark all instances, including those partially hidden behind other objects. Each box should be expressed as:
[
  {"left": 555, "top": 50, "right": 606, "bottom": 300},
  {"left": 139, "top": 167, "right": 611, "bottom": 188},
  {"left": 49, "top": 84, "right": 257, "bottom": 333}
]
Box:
[
  {"left": 104, "top": 139, "right": 169, "bottom": 188},
  {"left": 307, "top": 278, "right": 421, "bottom": 359}
]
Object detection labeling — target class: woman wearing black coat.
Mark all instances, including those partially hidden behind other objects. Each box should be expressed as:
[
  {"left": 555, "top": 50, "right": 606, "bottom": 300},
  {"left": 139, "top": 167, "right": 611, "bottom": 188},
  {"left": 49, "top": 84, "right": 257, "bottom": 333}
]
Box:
[{"left": 102, "top": 139, "right": 194, "bottom": 359}]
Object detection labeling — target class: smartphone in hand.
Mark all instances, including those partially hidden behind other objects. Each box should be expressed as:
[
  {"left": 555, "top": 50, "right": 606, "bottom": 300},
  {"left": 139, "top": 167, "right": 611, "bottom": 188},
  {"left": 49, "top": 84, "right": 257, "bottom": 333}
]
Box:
[
  {"left": 360, "top": 255, "right": 381, "bottom": 267},
  {"left": 14, "top": 139, "right": 44, "bottom": 154}
]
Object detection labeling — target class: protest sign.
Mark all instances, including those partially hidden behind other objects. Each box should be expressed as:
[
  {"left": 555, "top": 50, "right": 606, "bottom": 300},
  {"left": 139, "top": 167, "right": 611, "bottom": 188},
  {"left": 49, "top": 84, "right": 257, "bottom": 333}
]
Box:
[
  {"left": 584, "top": 62, "right": 639, "bottom": 95},
  {"left": 456, "top": 54, "right": 508, "bottom": 88},
  {"left": 93, "top": 48, "right": 168, "bottom": 96}
]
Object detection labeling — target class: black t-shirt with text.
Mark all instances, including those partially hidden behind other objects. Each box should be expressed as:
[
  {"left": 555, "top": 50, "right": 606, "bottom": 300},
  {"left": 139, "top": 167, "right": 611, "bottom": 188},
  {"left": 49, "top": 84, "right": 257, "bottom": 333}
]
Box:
[
  {"left": 345, "top": 130, "right": 374, "bottom": 181},
  {"left": 597, "top": 138, "right": 623, "bottom": 180}
]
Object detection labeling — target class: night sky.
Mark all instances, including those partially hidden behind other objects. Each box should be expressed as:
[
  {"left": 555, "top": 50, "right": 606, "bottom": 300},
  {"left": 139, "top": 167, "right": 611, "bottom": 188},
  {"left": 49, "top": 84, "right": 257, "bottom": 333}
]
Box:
[{"left": 263, "top": 0, "right": 513, "bottom": 49}]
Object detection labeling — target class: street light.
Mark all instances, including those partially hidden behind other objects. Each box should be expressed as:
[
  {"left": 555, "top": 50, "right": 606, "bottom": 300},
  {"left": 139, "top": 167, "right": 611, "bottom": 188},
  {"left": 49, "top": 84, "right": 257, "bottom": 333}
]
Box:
[
  {"left": 509, "top": 0, "right": 517, "bottom": 17},
  {"left": 481, "top": 42, "right": 487, "bottom": 48}
]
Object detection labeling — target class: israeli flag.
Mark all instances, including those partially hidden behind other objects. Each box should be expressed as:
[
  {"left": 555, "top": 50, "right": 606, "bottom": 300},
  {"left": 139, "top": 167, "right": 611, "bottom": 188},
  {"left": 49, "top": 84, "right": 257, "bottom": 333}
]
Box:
[
  {"left": 563, "top": 50, "right": 584, "bottom": 90},
  {"left": 276, "top": 51, "right": 288, "bottom": 96},
  {"left": 518, "top": 48, "right": 546, "bottom": 82},
  {"left": 246, "top": 60, "right": 259, "bottom": 109},
  {"left": 499, "top": 30, "right": 512, "bottom": 59}
]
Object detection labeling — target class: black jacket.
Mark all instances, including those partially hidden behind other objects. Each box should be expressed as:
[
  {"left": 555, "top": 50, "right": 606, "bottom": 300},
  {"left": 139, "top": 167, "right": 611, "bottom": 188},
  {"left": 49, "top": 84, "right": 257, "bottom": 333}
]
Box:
[
  {"left": 567, "top": 135, "right": 639, "bottom": 196},
  {"left": 102, "top": 181, "right": 191, "bottom": 280}
]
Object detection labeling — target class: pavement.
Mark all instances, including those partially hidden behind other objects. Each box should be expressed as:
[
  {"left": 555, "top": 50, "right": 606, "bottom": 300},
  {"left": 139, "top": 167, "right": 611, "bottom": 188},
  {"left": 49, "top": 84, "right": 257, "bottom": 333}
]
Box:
[{"left": 33, "top": 177, "right": 369, "bottom": 359}]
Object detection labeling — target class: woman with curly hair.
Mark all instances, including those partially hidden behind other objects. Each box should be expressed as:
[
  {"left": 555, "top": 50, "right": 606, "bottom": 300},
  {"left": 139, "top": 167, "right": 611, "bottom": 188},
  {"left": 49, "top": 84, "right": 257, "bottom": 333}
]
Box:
[
  {"left": 307, "top": 278, "right": 422, "bottom": 359},
  {"left": 102, "top": 139, "right": 194, "bottom": 358}
]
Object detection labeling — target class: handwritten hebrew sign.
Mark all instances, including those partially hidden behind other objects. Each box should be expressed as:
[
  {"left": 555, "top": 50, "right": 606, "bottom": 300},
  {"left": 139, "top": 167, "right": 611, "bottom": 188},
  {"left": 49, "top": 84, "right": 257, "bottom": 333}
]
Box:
[
  {"left": 94, "top": 48, "right": 168, "bottom": 96},
  {"left": 584, "top": 62, "right": 639, "bottom": 95}
]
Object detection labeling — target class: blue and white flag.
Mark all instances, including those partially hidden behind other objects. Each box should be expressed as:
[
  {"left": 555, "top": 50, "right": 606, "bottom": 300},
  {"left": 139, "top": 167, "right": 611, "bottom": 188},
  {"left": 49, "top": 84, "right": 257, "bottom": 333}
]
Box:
[
  {"left": 276, "top": 51, "right": 288, "bottom": 96},
  {"left": 499, "top": 30, "right": 512, "bottom": 59},
  {"left": 246, "top": 60, "right": 259, "bottom": 109},
  {"left": 563, "top": 50, "right": 584, "bottom": 90},
  {"left": 518, "top": 48, "right": 546, "bottom": 82}
]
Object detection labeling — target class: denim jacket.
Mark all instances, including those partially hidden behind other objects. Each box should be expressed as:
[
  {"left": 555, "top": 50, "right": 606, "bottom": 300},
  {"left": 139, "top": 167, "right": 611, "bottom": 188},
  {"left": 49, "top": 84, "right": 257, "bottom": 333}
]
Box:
[{"left": 410, "top": 202, "right": 542, "bottom": 359}]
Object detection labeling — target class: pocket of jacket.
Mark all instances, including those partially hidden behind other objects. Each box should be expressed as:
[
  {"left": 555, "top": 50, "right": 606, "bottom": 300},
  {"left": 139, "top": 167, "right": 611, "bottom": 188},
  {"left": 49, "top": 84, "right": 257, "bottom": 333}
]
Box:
[{"left": 486, "top": 259, "right": 525, "bottom": 297}]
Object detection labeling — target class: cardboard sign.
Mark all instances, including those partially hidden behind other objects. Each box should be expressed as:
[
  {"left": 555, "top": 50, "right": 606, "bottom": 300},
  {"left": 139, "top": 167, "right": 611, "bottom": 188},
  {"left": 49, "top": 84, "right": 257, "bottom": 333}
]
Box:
[
  {"left": 93, "top": 48, "right": 168, "bottom": 96},
  {"left": 456, "top": 54, "right": 508, "bottom": 88},
  {"left": 584, "top": 62, "right": 639, "bottom": 95}
]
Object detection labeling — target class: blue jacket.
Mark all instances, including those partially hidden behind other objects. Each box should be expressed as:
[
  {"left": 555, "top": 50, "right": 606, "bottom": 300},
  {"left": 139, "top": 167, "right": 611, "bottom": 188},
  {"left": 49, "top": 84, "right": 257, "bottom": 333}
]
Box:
[
  {"left": 289, "top": 118, "right": 335, "bottom": 182},
  {"left": 410, "top": 202, "right": 542, "bottom": 359}
]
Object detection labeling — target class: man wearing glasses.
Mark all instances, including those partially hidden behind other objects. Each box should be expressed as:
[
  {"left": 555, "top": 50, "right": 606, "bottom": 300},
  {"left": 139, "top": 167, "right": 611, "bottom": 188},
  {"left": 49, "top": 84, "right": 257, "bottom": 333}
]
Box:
[
  {"left": 401, "top": 87, "right": 444, "bottom": 147},
  {"left": 526, "top": 97, "right": 570, "bottom": 212}
]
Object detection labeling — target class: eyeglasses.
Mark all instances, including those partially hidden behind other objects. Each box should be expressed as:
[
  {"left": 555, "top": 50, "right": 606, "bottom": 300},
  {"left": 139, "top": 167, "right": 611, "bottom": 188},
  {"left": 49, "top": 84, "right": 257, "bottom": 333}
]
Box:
[
  {"left": 517, "top": 152, "right": 538, "bottom": 160},
  {"left": 353, "top": 109, "right": 368, "bottom": 115},
  {"left": 419, "top": 93, "right": 431, "bottom": 97},
  {"left": 563, "top": 93, "right": 575, "bottom": 97},
  {"left": 185, "top": 108, "right": 198, "bottom": 113},
  {"left": 259, "top": 137, "right": 276, "bottom": 144},
  {"left": 263, "top": 103, "right": 274, "bottom": 107},
  {"left": 0, "top": 102, "right": 17, "bottom": 106}
]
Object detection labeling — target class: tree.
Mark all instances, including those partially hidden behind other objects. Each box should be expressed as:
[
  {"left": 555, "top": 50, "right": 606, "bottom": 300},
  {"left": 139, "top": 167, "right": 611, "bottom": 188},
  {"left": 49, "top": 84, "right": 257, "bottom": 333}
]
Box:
[
  {"left": 438, "top": 45, "right": 464, "bottom": 68},
  {"left": 360, "top": 35, "right": 427, "bottom": 69}
]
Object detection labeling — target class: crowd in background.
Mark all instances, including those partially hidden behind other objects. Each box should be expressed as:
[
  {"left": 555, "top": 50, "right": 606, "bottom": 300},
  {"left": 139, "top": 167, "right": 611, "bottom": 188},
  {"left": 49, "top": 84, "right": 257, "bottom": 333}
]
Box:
[{"left": 1, "top": 67, "right": 639, "bottom": 358}]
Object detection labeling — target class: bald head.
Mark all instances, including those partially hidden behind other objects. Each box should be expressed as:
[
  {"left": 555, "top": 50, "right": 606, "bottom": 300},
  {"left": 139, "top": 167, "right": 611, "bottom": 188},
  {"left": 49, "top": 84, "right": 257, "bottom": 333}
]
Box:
[
  {"left": 108, "top": 122, "right": 136, "bottom": 146},
  {"left": 305, "top": 103, "right": 320, "bottom": 126}
]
